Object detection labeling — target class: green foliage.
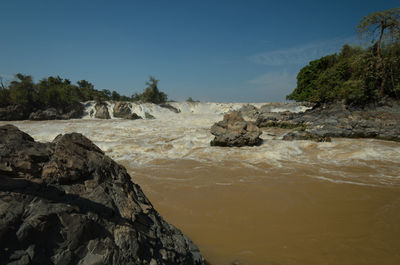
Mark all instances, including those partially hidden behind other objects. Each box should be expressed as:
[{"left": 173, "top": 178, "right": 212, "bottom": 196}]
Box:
[
  {"left": 131, "top": 76, "right": 168, "bottom": 104},
  {"left": 357, "top": 7, "right": 400, "bottom": 47},
  {"left": 0, "top": 74, "right": 131, "bottom": 110},
  {"left": 287, "top": 8, "right": 400, "bottom": 105},
  {"left": 287, "top": 43, "right": 400, "bottom": 105}
]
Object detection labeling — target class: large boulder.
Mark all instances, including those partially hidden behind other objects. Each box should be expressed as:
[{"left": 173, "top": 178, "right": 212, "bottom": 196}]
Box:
[
  {"left": 113, "top": 102, "right": 142, "bottom": 120},
  {"left": 95, "top": 102, "right": 111, "bottom": 119},
  {"left": 0, "top": 124, "right": 204, "bottom": 265},
  {"left": 210, "top": 111, "right": 262, "bottom": 147}
]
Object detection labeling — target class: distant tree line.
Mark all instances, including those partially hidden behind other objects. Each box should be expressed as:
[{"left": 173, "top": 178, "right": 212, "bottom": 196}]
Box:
[
  {"left": 0, "top": 74, "right": 169, "bottom": 109},
  {"left": 287, "top": 7, "right": 400, "bottom": 105}
]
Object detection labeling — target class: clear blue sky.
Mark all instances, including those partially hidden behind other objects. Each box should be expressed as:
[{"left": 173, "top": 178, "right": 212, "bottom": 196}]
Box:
[{"left": 0, "top": 0, "right": 399, "bottom": 102}]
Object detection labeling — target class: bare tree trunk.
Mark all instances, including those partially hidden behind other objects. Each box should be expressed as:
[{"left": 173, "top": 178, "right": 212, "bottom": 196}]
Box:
[
  {"left": 377, "top": 24, "right": 387, "bottom": 98},
  {"left": 0, "top": 77, "right": 6, "bottom": 90}
]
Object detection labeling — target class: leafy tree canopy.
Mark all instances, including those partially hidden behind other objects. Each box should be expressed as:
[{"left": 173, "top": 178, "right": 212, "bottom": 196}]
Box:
[{"left": 287, "top": 8, "right": 400, "bottom": 105}]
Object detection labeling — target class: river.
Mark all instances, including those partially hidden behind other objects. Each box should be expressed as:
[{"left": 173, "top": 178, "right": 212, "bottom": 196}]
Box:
[{"left": 2, "top": 101, "right": 400, "bottom": 265}]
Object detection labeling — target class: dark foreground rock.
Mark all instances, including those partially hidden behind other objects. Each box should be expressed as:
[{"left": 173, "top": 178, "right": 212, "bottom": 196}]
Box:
[
  {"left": 113, "top": 102, "right": 142, "bottom": 120},
  {"left": 0, "top": 102, "right": 84, "bottom": 121},
  {"left": 257, "top": 99, "right": 400, "bottom": 142},
  {"left": 210, "top": 111, "right": 262, "bottom": 147},
  {"left": 0, "top": 125, "right": 204, "bottom": 265}
]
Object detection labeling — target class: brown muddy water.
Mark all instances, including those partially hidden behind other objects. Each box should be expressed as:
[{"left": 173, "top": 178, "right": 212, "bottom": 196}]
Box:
[{"left": 2, "top": 102, "right": 400, "bottom": 265}]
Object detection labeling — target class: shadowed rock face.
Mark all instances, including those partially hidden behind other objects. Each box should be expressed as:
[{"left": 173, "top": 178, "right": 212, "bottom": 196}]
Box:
[
  {"left": 210, "top": 111, "right": 262, "bottom": 147},
  {"left": 0, "top": 124, "right": 204, "bottom": 265}
]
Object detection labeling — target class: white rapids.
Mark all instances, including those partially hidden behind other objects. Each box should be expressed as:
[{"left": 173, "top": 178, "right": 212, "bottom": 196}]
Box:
[{"left": 1, "top": 101, "right": 400, "bottom": 187}]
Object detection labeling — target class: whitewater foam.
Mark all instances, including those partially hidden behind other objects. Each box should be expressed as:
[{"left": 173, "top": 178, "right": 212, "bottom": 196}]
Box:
[{"left": 2, "top": 101, "right": 400, "bottom": 187}]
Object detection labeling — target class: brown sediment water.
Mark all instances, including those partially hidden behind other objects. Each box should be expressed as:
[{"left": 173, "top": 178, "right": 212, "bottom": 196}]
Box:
[
  {"left": 2, "top": 102, "right": 400, "bottom": 265},
  {"left": 123, "top": 159, "right": 400, "bottom": 265}
]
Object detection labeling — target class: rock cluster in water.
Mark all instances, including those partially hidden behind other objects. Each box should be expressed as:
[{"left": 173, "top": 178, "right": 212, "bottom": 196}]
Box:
[
  {"left": 210, "top": 111, "right": 262, "bottom": 147},
  {"left": 0, "top": 124, "right": 204, "bottom": 265}
]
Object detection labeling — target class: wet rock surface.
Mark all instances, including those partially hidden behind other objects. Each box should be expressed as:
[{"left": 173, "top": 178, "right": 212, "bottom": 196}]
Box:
[
  {"left": 210, "top": 111, "right": 262, "bottom": 147},
  {"left": 237, "top": 104, "right": 259, "bottom": 121},
  {"left": 0, "top": 124, "right": 204, "bottom": 265},
  {"left": 94, "top": 102, "right": 111, "bottom": 119},
  {"left": 113, "top": 102, "right": 142, "bottom": 120}
]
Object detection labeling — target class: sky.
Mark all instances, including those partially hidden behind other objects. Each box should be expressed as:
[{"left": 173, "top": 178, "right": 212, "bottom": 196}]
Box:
[{"left": 0, "top": 0, "right": 399, "bottom": 102}]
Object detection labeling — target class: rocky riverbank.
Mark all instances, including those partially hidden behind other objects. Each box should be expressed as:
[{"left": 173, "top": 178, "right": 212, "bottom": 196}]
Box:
[
  {"left": 253, "top": 98, "right": 400, "bottom": 142},
  {"left": 0, "top": 102, "right": 84, "bottom": 121},
  {"left": 0, "top": 125, "right": 204, "bottom": 265}
]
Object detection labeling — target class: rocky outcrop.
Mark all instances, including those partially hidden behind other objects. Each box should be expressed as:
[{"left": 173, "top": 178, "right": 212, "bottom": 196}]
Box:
[
  {"left": 113, "top": 102, "right": 142, "bottom": 120},
  {"left": 0, "top": 104, "right": 31, "bottom": 120},
  {"left": 238, "top": 104, "right": 259, "bottom": 121},
  {"left": 0, "top": 102, "right": 84, "bottom": 121},
  {"left": 210, "top": 111, "right": 262, "bottom": 147},
  {"left": 29, "top": 108, "right": 58, "bottom": 120},
  {"left": 95, "top": 102, "right": 111, "bottom": 119},
  {"left": 159, "top": 104, "right": 180, "bottom": 113},
  {"left": 0, "top": 124, "right": 204, "bottom": 265},
  {"left": 256, "top": 99, "right": 400, "bottom": 142},
  {"left": 256, "top": 111, "right": 299, "bottom": 128}
]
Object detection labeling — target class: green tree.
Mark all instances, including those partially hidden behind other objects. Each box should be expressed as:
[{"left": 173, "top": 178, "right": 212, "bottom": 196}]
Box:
[
  {"left": 111, "top": 90, "right": 120, "bottom": 101},
  {"left": 8, "top": 73, "right": 37, "bottom": 105},
  {"left": 357, "top": 7, "right": 400, "bottom": 96},
  {"left": 141, "top": 76, "right": 168, "bottom": 104}
]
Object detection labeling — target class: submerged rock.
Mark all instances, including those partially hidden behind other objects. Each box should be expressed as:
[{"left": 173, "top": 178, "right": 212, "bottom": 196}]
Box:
[
  {"left": 0, "top": 124, "right": 204, "bottom": 265},
  {"left": 95, "top": 102, "right": 111, "bottom": 119},
  {"left": 283, "top": 130, "right": 331, "bottom": 142},
  {"left": 159, "top": 103, "right": 181, "bottom": 113},
  {"left": 210, "top": 111, "right": 262, "bottom": 147},
  {"left": 145, "top": 112, "right": 155, "bottom": 119}
]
